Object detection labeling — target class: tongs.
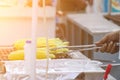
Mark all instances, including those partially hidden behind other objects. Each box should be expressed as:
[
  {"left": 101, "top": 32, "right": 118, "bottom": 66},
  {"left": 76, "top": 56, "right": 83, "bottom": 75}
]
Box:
[{"left": 51, "top": 43, "right": 120, "bottom": 51}]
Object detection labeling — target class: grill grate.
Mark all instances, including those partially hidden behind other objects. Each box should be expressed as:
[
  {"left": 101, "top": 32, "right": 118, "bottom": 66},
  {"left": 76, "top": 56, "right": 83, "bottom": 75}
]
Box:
[{"left": 0, "top": 47, "right": 14, "bottom": 61}]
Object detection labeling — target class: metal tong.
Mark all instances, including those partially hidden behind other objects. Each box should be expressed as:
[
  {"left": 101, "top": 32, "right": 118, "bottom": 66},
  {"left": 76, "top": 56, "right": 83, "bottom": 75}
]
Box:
[
  {"left": 51, "top": 43, "right": 120, "bottom": 51},
  {"left": 50, "top": 44, "right": 99, "bottom": 51}
]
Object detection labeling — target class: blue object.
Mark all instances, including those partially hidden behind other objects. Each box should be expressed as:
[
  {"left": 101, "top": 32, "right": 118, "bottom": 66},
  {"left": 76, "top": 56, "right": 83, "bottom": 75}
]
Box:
[
  {"left": 103, "top": 0, "right": 109, "bottom": 12},
  {"left": 103, "top": 0, "right": 120, "bottom": 12}
]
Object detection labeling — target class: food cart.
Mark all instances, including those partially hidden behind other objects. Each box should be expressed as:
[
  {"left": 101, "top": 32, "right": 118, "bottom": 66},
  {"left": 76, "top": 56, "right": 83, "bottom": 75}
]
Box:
[{"left": 0, "top": 0, "right": 117, "bottom": 80}]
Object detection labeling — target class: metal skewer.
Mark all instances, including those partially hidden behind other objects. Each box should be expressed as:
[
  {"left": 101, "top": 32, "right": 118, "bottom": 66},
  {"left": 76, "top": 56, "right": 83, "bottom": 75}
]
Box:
[
  {"left": 50, "top": 43, "right": 120, "bottom": 51},
  {"left": 50, "top": 44, "right": 96, "bottom": 50}
]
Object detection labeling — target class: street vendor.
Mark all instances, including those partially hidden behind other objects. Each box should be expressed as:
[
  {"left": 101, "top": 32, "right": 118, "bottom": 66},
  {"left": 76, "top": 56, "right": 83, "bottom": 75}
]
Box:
[
  {"left": 96, "top": 30, "right": 120, "bottom": 54},
  {"left": 96, "top": 30, "right": 120, "bottom": 80}
]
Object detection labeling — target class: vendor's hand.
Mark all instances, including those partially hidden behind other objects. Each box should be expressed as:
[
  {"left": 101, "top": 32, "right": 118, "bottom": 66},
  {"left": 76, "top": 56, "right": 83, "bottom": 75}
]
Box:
[{"left": 95, "top": 30, "right": 120, "bottom": 54}]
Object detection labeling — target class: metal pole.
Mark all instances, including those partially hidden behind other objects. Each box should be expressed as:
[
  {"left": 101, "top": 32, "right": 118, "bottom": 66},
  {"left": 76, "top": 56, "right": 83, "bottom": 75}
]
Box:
[
  {"left": 31, "top": 0, "right": 38, "bottom": 80},
  {"left": 108, "top": 0, "right": 112, "bottom": 15}
]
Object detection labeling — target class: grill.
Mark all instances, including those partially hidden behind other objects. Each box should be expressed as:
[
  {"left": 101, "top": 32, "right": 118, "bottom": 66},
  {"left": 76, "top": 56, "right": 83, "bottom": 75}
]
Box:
[{"left": 0, "top": 46, "right": 14, "bottom": 61}]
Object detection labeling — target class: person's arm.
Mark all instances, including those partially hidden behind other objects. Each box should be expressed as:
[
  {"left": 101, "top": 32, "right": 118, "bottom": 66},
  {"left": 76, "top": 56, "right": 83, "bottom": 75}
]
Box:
[{"left": 96, "top": 30, "right": 120, "bottom": 54}]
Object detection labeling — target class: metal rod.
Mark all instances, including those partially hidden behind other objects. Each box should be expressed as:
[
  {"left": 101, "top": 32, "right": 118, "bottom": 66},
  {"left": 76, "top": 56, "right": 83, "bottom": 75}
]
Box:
[
  {"left": 51, "top": 43, "right": 120, "bottom": 50},
  {"left": 108, "top": 0, "right": 112, "bottom": 15},
  {"left": 50, "top": 44, "right": 96, "bottom": 50}
]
